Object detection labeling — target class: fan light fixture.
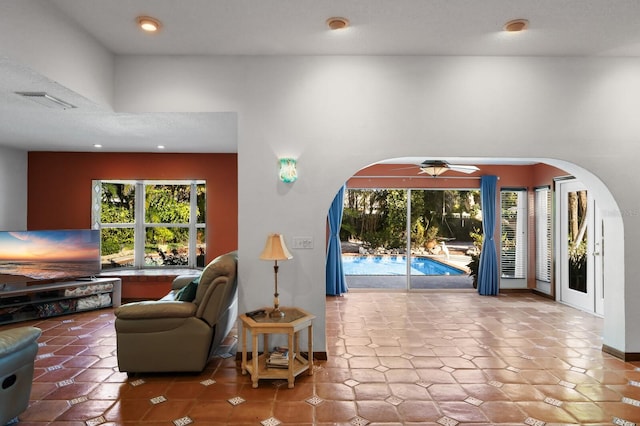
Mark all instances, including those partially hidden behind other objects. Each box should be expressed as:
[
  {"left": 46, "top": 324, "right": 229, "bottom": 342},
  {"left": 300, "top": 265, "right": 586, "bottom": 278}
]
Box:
[
  {"left": 420, "top": 161, "right": 450, "bottom": 177},
  {"left": 137, "top": 16, "right": 161, "bottom": 32},
  {"left": 259, "top": 234, "right": 293, "bottom": 318},
  {"left": 327, "top": 17, "right": 349, "bottom": 30},
  {"left": 503, "top": 19, "right": 529, "bottom": 32}
]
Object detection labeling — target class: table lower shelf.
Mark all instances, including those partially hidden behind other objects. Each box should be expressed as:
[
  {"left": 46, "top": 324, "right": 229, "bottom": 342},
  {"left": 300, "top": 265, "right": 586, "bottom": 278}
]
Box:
[{"left": 243, "top": 353, "right": 311, "bottom": 388}]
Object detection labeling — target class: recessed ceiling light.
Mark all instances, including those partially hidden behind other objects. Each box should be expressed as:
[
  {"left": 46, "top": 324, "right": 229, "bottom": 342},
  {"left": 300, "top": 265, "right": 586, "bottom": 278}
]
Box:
[
  {"left": 157, "top": 145, "right": 165, "bottom": 149},
  {"left": 93, "top": 144, "right": 102, "bottom": 149},
  {"left": 137, "top": 16, "right": 161, "bottom": 32},
  {"left": 326, "top": 17, "right": 349, "bottom": 30},
  {"left": 503, "top": 19, "right": 529, "bottom": 32}
]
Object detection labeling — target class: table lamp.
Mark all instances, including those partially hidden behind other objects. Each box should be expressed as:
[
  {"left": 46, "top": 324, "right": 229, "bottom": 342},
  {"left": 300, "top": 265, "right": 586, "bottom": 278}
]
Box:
[{"left": 259, "top": 233, "right": 293, "bottom": 318}]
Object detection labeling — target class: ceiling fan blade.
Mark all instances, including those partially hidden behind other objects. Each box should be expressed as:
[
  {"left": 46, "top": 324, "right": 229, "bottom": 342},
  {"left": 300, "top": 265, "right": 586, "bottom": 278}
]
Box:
[
  {"left": 390, "top": 165, "right": 420, "bottom": 171},
  {"left": 447, "top": 165, "right": 479, "bottom": 174}
]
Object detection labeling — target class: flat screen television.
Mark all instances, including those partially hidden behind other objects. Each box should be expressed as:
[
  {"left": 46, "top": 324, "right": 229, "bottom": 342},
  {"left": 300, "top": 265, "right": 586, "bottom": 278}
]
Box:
[{"left": 0, "top": 229, "right": 100, "bottom": 285}]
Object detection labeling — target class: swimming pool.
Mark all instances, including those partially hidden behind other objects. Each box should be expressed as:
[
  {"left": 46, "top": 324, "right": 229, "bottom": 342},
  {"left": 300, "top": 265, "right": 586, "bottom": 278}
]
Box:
[{"left": 342, "top": 255, "right": 466, "bottom": 276}]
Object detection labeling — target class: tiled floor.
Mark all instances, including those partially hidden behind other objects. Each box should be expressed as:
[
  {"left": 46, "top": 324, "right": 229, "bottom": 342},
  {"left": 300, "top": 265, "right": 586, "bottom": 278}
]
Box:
[{"left": 4, "top": 291, "right": 640, "bottom": 425}]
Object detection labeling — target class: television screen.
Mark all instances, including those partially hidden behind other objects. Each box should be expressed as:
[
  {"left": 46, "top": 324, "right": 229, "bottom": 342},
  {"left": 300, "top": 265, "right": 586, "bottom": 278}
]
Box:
[{"left": 0, "top": 229, "right": 100, "bottom": 284}]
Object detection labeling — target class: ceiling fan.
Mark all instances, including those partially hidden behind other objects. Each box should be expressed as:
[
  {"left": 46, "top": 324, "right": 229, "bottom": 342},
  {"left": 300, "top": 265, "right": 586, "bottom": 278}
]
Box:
[{"left": 415, "top": 160, "right": 480, "bottom": 177}]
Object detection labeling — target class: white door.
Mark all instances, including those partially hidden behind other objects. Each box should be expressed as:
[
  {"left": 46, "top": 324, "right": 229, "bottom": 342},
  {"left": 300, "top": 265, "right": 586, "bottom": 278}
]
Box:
[{"left": 556, "top": 179, "right": 604, "bottom": 315}]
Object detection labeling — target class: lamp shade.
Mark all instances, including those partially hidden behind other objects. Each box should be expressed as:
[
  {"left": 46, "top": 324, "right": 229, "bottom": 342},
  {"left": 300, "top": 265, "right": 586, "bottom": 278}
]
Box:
[{"left": 259, "top": 233, "right": 293, "bottom": 261}]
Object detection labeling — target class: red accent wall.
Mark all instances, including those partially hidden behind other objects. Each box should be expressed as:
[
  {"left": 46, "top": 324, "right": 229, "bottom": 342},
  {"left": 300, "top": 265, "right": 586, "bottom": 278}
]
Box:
[
  {"left": 27, "top": 152, "right": 237, "bottom": 300},
  {"left": 27, "top": 152, "right": 237, "bottom": 261}
]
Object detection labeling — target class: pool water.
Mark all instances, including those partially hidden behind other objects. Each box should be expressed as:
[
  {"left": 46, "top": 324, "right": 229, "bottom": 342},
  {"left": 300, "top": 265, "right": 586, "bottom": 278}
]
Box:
[{"left": 342, "top": 255, "right": 466, "bottom": 276}]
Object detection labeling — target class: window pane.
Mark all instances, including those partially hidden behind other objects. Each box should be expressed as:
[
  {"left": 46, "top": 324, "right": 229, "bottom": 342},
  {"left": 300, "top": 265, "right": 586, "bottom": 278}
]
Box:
[
  {"left": 145, "top": 184, "right": 191, "bottom": 224},
  {"left": 535, "top": 188, "right": 552, "bottom": 282},
  {"left": 197, "top": 228, "right": 206, "bottom": 267},
  {"left": 145, "top": 227, "right": 189, "bottom": 266},
  {"left": 197, "top": 183, "right": 206, "bottom": 224},
  {"left": 101, "top": 183, "right": 135, "bottom": 224},
  {"left": 100, "top": 228, "right": 135, "bottom": 269},
  {"left": 500, "top": 190, "right": 526, "bottom": 279}
]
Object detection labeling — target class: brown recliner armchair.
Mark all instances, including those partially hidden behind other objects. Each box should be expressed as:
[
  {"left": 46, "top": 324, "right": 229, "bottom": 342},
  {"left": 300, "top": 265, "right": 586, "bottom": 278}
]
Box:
[
  {"left": 114, "top": 251, "right": 238, "bottom": 373},
  {"left": 0, "top": 326, "right": 41, "bottom": 425}
]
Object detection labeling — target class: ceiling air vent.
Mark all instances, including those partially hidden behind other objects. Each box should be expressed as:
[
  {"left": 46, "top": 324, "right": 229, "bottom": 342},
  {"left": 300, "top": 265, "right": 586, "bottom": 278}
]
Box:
[{"left": 15, "top": 92, "right": 76, "bottom": 110}]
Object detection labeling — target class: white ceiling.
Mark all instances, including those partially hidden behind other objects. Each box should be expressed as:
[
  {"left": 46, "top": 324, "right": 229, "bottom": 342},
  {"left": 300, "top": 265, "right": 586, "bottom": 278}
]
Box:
[
  {"left": 50, "top": 0, "right": 640, "bottom": 57},
  {"left": 2, "top": 0, "right": 640, "bottom": 153}
]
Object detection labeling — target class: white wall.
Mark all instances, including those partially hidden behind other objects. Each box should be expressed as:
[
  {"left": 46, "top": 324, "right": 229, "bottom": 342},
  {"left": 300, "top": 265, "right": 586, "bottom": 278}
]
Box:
[
  {"left": 113, "top": 55, "right": 640, "bottom": 355},
  {"left": 0, "top": 0, "right": 114, "bottom": 107},
  {"left": 0, "top": 146, "right": 27, "bottom": 231}
]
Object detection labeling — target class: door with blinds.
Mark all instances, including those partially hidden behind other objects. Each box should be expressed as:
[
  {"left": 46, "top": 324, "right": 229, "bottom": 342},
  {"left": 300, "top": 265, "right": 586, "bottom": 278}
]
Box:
[
  {"left": 534, "top": 187, "right": 553, "bottom": 295},
  {"left": 500, "top": 189, "right": 527, "bottom": 289}
]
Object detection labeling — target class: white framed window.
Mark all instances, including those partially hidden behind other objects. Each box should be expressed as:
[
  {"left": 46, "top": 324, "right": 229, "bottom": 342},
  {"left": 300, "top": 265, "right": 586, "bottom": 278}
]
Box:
[
  {"left": 535, "top": 186, "right": 552, "bottom": 282},
  {"left": 500, "top": 188, "right": 527, "bottom": 279},
  {"left": 92, "top": 180, "right": 206, "bottom": 269}
]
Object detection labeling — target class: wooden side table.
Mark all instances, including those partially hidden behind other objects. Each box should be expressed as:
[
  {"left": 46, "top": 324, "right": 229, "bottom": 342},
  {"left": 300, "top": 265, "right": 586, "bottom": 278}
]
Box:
[{"left": 240, "top": 307, "right": 315, "bottom": 388}]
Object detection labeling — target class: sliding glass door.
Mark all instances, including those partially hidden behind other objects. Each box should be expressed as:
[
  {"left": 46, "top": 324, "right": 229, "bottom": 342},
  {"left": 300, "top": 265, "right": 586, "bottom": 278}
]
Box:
[{"left": 342, "top": 188, "right": 477, "bottom": 290}]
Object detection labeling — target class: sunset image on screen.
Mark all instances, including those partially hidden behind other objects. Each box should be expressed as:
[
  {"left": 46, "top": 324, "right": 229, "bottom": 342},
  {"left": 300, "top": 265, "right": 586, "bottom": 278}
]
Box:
[{"left": 0, "top": 230, "right": 100, "bottom": 282}]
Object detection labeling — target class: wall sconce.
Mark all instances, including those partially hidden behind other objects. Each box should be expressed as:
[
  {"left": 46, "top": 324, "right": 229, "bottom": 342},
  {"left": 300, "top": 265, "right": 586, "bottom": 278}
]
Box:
[{"left": 279, "top": 158, "right": 297, "bottom": 183}]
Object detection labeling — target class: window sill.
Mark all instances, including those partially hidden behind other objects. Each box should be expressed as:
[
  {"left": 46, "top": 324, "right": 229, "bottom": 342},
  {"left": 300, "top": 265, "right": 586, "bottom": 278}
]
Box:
[{"left": 100, "top": 268, "right": 202, "bottom": 281}]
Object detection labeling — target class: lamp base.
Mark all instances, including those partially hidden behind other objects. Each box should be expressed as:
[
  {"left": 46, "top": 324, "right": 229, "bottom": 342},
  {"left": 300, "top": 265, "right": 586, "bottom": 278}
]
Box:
[{"left": 269, "top": 308, "right": 285, "bottom": 318}]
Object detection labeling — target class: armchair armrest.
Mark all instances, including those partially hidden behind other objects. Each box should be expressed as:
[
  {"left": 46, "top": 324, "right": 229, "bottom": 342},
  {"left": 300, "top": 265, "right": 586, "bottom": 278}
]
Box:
[
  {"left": 114, "top": 301, "right": 196, "bottom": 320},
  {"left": 0, "top": 326, "right": 41, "bottom": 357}
]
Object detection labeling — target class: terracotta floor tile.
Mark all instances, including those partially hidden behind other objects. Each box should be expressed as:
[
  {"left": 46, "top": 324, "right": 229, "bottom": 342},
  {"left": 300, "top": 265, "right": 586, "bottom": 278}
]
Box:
[
  {"left": 388, "top": 382, "right": 432, "bottom": 400},
  {"left": 354, "top": 382, "right": 391, "bottom": 399},
  {"left": 103, "top": 399, "right": 151, "bottom": 422},
  {"left": 499, "top": 383, "right": 546, "bottom": 401},
  {"left": 42, "top": 382, "right": 98, "bottom": 400},
  {"left": 54, "top": 399, "right": 115, "bottom": 421},
  {"left": 273, "top": 400, "right": 315, "bottom": 423},
  {"left": 461, "top": 383, "right": 510, "bottom": 401},
  {"left": 516, "top": 401, "right": 579, "bottom": 423},
  {"left": 534, "top": 384, "right": 592, "bottom": 402},
  {"left": 396, "top": 400, "right": 441, "bottom": 423},
  {"left": 438, "top": 401, "right": 490, "bottom": 423},
  {"left": 597, "top": 401, "right": 640, "bottom": 422},
  {"left": 19, "top": 400, "right": 71, "bottom": 421},
  {"left": 314, "top": 400, "right": 358, "bottom": 423},
  {"left": 8, "top": 292, "right": 640, "bottom": 424},
  {"left": 315, "top": 382, "right": 356, "bottom": 401},
  {"left": 451, "top": 369, "right": 488, "bottom": 384},
  {"left": 349, "top": 356, "right": 381, "bottom": 369},
  {"left": 480, "top": 400, "right": 528, "bottom": 422},
  {"left": 356, "top": 400, "right": 402, "bottom": 423},
  {"left": 563, "top": 401, "right": 612, "bottom": 423},
  {"left": 141, "top": 399, "right": 196, "bottom": 421},
  {"left": 427, "top": 383, "right": 468, "bottom": 401}
]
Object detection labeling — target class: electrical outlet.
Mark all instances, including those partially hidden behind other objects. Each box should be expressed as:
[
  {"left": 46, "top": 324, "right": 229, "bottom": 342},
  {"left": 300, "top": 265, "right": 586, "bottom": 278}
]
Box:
[{"left": 292, "top": 237, "right": 314, "bottom": 249}]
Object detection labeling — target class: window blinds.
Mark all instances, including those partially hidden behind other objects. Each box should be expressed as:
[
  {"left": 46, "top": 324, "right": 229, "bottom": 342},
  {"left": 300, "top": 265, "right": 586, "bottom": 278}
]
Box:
[
  {"left": 535, "top": 187, "right": 552, "bottom": 282},
  {"left": 500, "top": 189, "right": 526, "bottom": 279}
]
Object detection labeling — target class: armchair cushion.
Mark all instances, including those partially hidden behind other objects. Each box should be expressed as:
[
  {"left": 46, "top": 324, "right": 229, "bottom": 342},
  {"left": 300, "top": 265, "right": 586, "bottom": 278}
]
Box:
[{"left": 175, "top": 277, "right": 199, "bottom": 302}]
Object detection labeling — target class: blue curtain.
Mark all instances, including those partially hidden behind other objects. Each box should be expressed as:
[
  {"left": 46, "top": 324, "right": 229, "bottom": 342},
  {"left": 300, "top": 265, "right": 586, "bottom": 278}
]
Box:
[
  {"left": 326, "top": 185, "right": 348, "bottom": 296},
  {"left": 478, "top": 175, "right": 499, "bottom": 296}
]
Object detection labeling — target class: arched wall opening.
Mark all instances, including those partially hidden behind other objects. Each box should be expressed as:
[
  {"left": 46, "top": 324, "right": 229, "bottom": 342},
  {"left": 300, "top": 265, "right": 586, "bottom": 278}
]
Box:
[{"left": 326, "top": 156, "right": 624, "bottom": 356}]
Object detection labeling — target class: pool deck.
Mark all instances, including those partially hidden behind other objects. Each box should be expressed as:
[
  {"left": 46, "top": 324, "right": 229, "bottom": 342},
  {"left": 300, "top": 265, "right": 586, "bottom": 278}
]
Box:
[{"left": 346, "top": 274, "right": 474, "bottom": 290}]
